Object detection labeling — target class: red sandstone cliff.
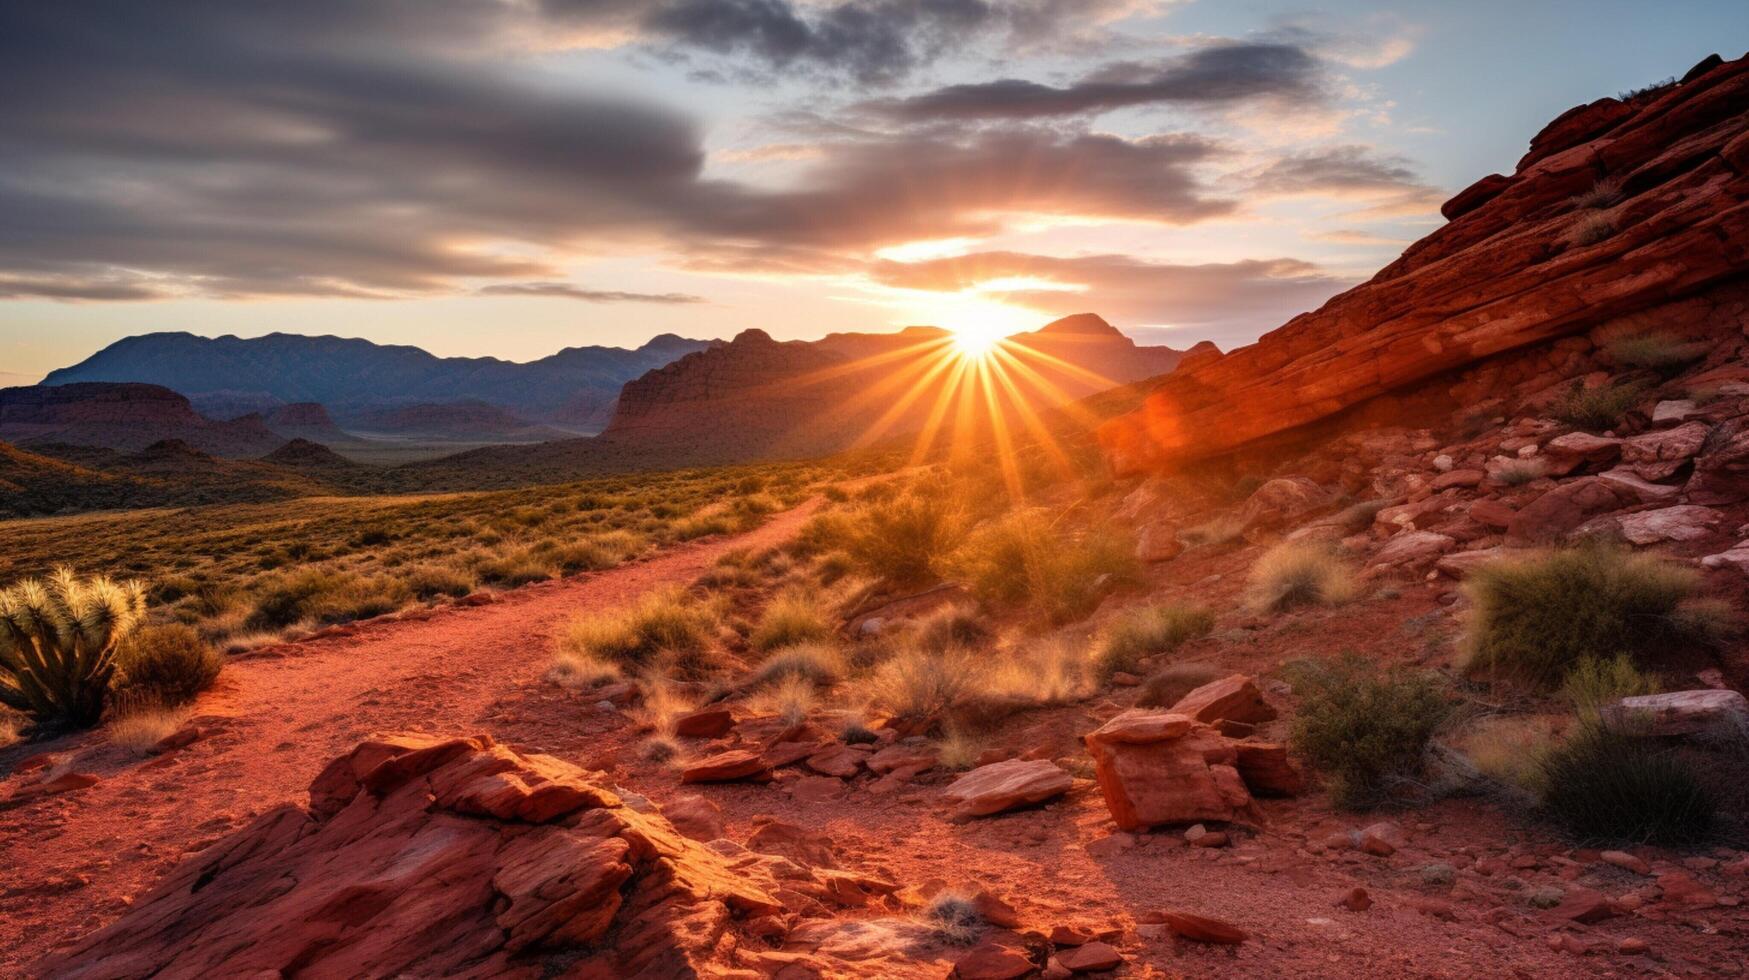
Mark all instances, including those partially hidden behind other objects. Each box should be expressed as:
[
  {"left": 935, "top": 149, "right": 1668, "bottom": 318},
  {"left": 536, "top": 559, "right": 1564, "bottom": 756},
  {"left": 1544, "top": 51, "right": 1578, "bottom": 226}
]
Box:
[{"left": 1099, "top": 53, "right": 1749, "bottom": 474}]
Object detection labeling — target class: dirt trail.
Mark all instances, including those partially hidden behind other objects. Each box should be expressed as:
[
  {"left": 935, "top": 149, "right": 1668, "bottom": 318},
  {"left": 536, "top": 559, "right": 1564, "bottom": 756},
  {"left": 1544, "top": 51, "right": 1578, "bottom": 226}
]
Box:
[{"left": 0, "top": 499, "right": 820, "bottom": 973}]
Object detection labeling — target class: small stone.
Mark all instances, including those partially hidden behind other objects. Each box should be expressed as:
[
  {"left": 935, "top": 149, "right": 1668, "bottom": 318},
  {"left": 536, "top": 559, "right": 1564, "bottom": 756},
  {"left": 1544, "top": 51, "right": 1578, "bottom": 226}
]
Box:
[
  {"left": 1420, "top": 863, "right": 1457, "bottom": 888},
  {"left": 1617, "top": 937, "right": 1649, "bottom": 955},
  {"left": 953, "top": 942, "right": 1034, "bottom": 980},
  {"left": 1157, "top": 909, "right": 1248, "bottom": 945},
  {"left": 1336, "top": 887, "right": 1371, "bottom": 912},
  {"left": 1527, "top": 886, "right": 1564, "bottom": 909},
  {"left": 1356, "top": 821, "right": 1402, "bottom": 857},
  {"left": 1056, "top": 941, "right": 1122, "bottom": 973},
  {"left": 1600, "top": 850, "right": 1650, "bottom": 876}
]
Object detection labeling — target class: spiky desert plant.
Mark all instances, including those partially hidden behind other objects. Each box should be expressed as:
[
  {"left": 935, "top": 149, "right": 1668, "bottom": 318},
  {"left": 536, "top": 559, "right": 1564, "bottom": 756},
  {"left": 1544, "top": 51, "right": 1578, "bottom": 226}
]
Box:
[{"left": 0, "top": 569, "right": 147, "bottom": 729}]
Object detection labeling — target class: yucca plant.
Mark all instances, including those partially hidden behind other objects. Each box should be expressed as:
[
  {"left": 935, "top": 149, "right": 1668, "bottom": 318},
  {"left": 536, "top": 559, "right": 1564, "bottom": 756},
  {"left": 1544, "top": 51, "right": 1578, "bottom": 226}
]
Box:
[{"left": 0, "top": 569, "right": 147, "bottom": 730}]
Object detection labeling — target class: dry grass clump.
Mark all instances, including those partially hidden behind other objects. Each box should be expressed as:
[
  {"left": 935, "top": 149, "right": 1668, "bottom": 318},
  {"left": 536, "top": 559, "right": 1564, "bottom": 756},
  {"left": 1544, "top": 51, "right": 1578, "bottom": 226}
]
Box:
[
  {"left": 746, "top": 641, "right": 845, "bottom": 690},
  {"left": 843, "top": 489, "right": 968, "bottom": 586},
  {"left": 115, "top": 624, "right": 223, "bottom": 707},
  {"left": 557, "top": 587, "right": 717, "bottom": 677},
  {"left": 1458, "top": 714, "right": 1559, "bottom": 794},
  {"left": 994, "top": 637, "right": 1094, "bottom": 705},
  {"left": 1570, "top": 212, "right": 1616, "bottom": 247},
  {"left": 245, "top": 568, "right": 411, "bottom": 632},
  {"left": 952, "top": 509, "right": 1140, "bottom": 623},
  {"left": 1462, "top": 545, "right": 1728, "bottom": 687},
  {"left": 747, "top": 674, "right": 817, "bottom": 726},
  {"left": 1604, "top": 331, "right": 1703, "bottom": 372},
  {"left": 106, "top": 703, "right": 190, "bottom": 756},
  {"left": 1537, "top": 722, "right": 1716, "bottom": 845},
  {"left": 403, "top": 563, "right": 477, "bottom": 600},
  {"left": 546, "top": 652, "right": 622, "bottom": 691},
  {"left": 1, "top": 569, "right": 147, "bottom": 729},
  {"left": 922, "top": 891, "right": 985, "bottom": 945},
  {"left": 912, "top": 605, "right": 991, "bottom": 654},
  {"left": 1093, "top": 603, "right": 1214, "bottom": 682},
  {"left": 473, "top": 549, "right": 554, "bottom": 587},
  {"left": 1492, "top": 459, "right": 1546, "bottom": 487},
  {"left": 1568, "top": 175, "right": 1623, "bottom": 210},
  {"left": 1554, "top": 379, "right": 1647, "bottom": 431},
  {"left": 934, "top": 726, "right": 986, "bottom": 772},
  {"left": 1136, "top": 662, "right": 1229, "bottom": 709},
  {"left": 674, "top": 512, "right": 734, "bottom": 541},
  {"left": 1179, "top": 513, "right": 1247, "bottom": 548},
  {"left": 867, "top": 643, "right": 976, "bottom": 725},
  {"left": 1246, "top": 542, "right": 1359, "bottom": 613},
  {"left": 1561, "top": 653, "right": 1660, "bottom": 721},
  {"left": 1288, "top": 655, "right": 1452, "bottom": 809},
  {"left": 749, "top": 590, "right": 834, "bottom": 653}
]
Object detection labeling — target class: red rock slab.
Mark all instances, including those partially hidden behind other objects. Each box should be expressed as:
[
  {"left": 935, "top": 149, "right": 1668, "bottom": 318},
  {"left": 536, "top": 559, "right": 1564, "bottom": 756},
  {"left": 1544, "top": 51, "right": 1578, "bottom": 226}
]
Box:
[
  {"left": 954, "top": 941, "right": 1037, "bottom": 979},
  {"left": 1056, "top": 941, "right": 1123, "bottom": 973},
  {"left": 1168, "top": 675, "right": 1277, "bottom": 725},
  {"left": 805, "top": 743, "right": 868, "bottom": 778},
  {"left": 1157, "top": 909, "right": 1249, "bottom": 944},
  {"left": 673, "top": 706, "right": 735, "bottom": 738},
  {"left": 944, "top": 758, "right": 1073, "bottom": 820},
  {"left": 681, "top": 748, "right": 771, "bottom": 784},
  {"left": 1084, "top": 710, "right": 1255, "bottom": 830}
]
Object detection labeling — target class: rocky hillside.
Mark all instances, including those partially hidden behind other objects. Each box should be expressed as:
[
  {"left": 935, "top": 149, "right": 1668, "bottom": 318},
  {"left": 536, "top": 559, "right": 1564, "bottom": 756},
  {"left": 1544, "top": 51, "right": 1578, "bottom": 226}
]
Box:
[
  {"left": 602, "top": 314, "right": 1203, "bottom": 464},
  {"left": 0, "top": 382, "right": 287, "bottom": 457},
  {"left": 43, "top": 330, "right": 714, "bottom": 428},
  {"left": 345, "top": 399, "right": 570, "bottom": 441},
  {"left": 1100, "top": 53, "right": 1749, "bottom": 474}
]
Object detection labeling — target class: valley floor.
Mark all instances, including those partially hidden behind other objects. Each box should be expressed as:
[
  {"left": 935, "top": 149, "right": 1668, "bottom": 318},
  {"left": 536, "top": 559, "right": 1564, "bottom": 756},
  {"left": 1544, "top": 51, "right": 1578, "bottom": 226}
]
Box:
[{"left": 6, "top": 496, "right": 1745, "bottom": 978}]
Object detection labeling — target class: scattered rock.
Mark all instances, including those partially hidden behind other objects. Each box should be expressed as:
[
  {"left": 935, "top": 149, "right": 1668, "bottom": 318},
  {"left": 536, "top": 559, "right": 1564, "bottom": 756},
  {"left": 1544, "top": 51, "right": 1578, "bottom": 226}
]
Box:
[
  {"left": 1370, "top": 530, "right": 1456, "bottom": 570},
  {"left": 1136, "top": 521, "right": 1183, "bottom": 562},
  {"left": 1356, "top": 821, "right": 1403, "bottom": 857},
  {"left": 943, "top": 759, "right": 1073, "bottom": 820},
  {"left": 805, "top": 744, "right": 867, "bottom": 778},
  {"left": 681, "top": 749, "right": 771, "bottom": 784},
  {"left": 1156, "top": 909, "right": 1248, "bottom": 945},
  {"left": 1613, "top": 505, "right": 1723, "bottom": 544},
  {"left": 673, "top": 707, "right": 735, "bottom": 738},
  {"left": 1168, "top": 675, "right": 1278, "bottom": 725},
  {"left": 1083, "top": 711, "right": 1256, "bottom": 830},
  {"left": 1600, "top": 850, "right": 1650, "bottom": 876},
  {"left": 953, "top": 942, "right": 1035, "bottom": 979},
  {"left": 1621, "top": 421, "right": 1710, "bottom": 480},
  {"left": 1600, "top": 689, "right": 1749, "bottom": 737},
  {"left": 1553, "top": 888, "right": 1619, "bottom": 923},
  {"left": 1337, "top": 887, "right": 1371, "bottom": 912},
  {"left": 1056, "top": 941, "right": 1123, "bottom": 973}
]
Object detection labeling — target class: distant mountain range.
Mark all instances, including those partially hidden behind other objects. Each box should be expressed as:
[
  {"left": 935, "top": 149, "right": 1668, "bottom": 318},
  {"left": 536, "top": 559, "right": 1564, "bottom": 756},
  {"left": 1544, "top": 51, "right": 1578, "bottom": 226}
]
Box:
[{"left": 42, "top": 331, "right": 714, "bottom": 428}]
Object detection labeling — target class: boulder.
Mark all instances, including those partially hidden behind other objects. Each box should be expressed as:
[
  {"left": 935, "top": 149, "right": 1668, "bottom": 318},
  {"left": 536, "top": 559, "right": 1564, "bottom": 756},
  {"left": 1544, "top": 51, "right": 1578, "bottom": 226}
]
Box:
[
  {"left": 1506, "top": 478, "right": 1635, "bottom": 544},
  {"left": 943, "top": 758, "right": 1074, "bottom": 820},
  {"left": 1098, "top": 57, "right": 1749, "bottom": 473},
  {"left": 1083, "top": 711, "right": 1255, "bottom": 830},
  {"left": 1135, "top": 520, "right": 1183, "bottom": 562},
  {"left": 1601, "top": 690, "right": 1749, "bottom": 737},
  {"left": 673, "top": 707, "right": 736, "bottom": 738},
  {"left": 1701, "top": 540, "right": 1749, "bottom": 574},
  {"left": 1689, "top": 419, "right": 1749, "bottom": 505},
  {"left": 1168, "top": 675, "right": 1277, "bottom": 725},
  {"left": 1596, "top": 467, "right": 1685, "bottom": 504},
  {"left": 1432, "top": 468, "right": 1486, "bottom": 490},
  {"left": 1468, "top": 498, "right": 1517, "bottom": 529},
  {"left": 1652, "top": 399, "right": 1700, "bottom": 425},
  {"left": 1621, "top": 421, "right": 1711, "bottom": 480},
  {"left": 1231, "top": 742, "right": 1305, "bottom": 796},
  {"left": 1613, "top": 505, "right": 1723, "bottom": 545},
  {"left": 1541, "top": 432, "right": 1623, "bottom": 476},
  {"left": 681, "top": 749, "right": 771, "bottom": 784},
  {"left": 1369, "top": 530, "right": 1456, "bottom": 570},
  {"left": 1236, "top": 477, "right": 1334, "bottom": 531},
  {"left": 43, "top": 734, "right": 801, "bottom": 978},
  {"left": 805, "top": 744, "right": 868, "bottom": 778}
]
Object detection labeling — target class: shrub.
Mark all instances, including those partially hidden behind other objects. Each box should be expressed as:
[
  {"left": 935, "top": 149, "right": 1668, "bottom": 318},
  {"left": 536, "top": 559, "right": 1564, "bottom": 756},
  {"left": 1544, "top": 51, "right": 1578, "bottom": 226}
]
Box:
[
  {"left": 1463, "top": 545, "right": 1717, "bottom": 687},
  {"left": 1457, "top": 714, "right": 1558, "bottom": 794},
  {"left": 985, "top": 637, "right": 1093, "bottom": 706},
  {"left": 674, "top": 513, "right": 733, "bottom": 541},
  {"left": 1538, "top": 723, "right": 1715, "bottom": 845},
  {"left": 923, "top": 891, "right": 984, "bottom": 945},
  {"left": 1568, "top": 176, "right": 1623, "bottom": 210},
  {"left": 403, "top": 563, "right": 476, "bottom": 600},
  {"left": 246, "top": 569, "right": 410, "bottom": 630},
  {"left": 1290, "top": 655, "right": 1451, "bottom": 809},
  {"left": 1093, "top": 603, "right": 1215, "bottom": 682},
  {"left": 1246, "top": 542, "right": 1359, "bottom": 613},
  {"left": 843, "top": 490, "right": 967, "bottom": 586},
  {"left": 545, "top": 652, "right": 621, "bottom": 690},
  {"left": 814, "top": 550, "right": 854, "bottom": 585},
  {"left": 1570, "top": 212, "right": 1615, "bottom": 247},
  {"left": 913, "top": 605, "right": 991, "bottom": 654},
  {"left": 107, "top": 704, "right": 189, "bottom": 756},
  {"left": 1605, "top": 331, "right": 1702, "bottom": 372},
  {"left": 557, "top": 587, "right": 716, "bottom": 677},
  {"left": 115, "top": 624, "right": 223, "bottom": 707},
  {"left": 1136, "top": 662, "right": 1229, "bottom": 709},
  {"left": 867, "top": 643, "right": 975, "bottom": 724},
  {"left": 746, "top": 641, "right": 845, "bottom": 689},
  {"left": 935, "top": 726, "right": 985, "bottom": 771},
  {"left": 1554, "top": 379, "right": 1646, "bottom": 431},
  {"left": 749, "top": 590, "right": 834, "bottom": 653},
  {"left": 0, "top": 569, "right": 147, "bottom": 729},
  {"left": 747, "top": 674, "right": 816, "bottom": 725},
  {"left": 952, "top": 509, "right": 1140, "bottom": 623},
  {"left": 474, "top": 549, "right": 555, "bottom": 587},
  {"left": 1561, "top": 653, "right": 1660, "bottom": 721}
]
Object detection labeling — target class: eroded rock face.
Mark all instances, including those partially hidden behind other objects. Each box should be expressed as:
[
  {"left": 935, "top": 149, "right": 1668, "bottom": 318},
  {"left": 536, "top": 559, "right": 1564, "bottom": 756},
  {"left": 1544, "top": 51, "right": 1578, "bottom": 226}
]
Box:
[
  {"left": 1100, "top": 55, "right": 1749, "bottom": 473},
  {"left": 1082, "top": 711, "right": 1257, "bottom": 830},
  {"left": 42, "top": 734, "right": 885, "bottom": 979}
]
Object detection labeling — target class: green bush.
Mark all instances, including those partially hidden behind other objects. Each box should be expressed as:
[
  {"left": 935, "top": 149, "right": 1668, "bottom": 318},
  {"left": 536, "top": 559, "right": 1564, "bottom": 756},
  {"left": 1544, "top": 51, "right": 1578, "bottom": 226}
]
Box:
[
  {"left": 1561, "top": 653, "right": 1660, "bottom": 721},
  {"left": 1463, "top": 545, "right": 1722, "bottom": 687},
  {"left": 952, "top": 509, "right": 1140, "bottom": 623},
  {"left": 116, "top": 623, "right": 223, "bottom": 707},
  {"left": 1093, "top": 603, "right": 1214, "bottom": 682},
  {"left": 1290, "top": 655, "right": 1451, "bottom": 809},
  {"left": 844, "top": 490, "right": 968, "bottom": 586},
  {"left": 0, "top": 569, "right": 148, "bottom": 729},
  {"left": 557, "top": 587, "right": 717, "bottom": 677},
  {"left": 1538, "top": 723, "right": 1715, "bottom": 845}
]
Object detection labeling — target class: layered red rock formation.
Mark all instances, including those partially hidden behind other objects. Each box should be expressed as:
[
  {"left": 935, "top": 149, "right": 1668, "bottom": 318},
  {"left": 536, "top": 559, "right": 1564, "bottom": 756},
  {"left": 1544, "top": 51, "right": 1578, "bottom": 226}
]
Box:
[
  {"left": 0, "top": 382, "right": 287, "bottom": 457},
  {"left": 602, "top": 314, "right": 1199, "bottom": 464},
  {"left": 43, "top": 733, "right": 903, "bottom": 978},
  {"left": 1100, "top": 53, "right": 1749, "bottom": 473}
]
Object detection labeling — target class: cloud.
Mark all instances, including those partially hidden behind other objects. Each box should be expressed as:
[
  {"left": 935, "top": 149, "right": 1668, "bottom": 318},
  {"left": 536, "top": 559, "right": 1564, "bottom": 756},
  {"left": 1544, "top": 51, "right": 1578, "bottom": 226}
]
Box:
[
  {"left": 871, "top": 250, "right": 1350, "bottom": 343},
  {"left": 1245, "top": 145, "right": 1443, "bottom": 217},
  {"left": 0, "top": 274, "right": 172, "bottom": 302},
  {"left": 867, "top": 42, "right": 1325, "bottom": 121},
  {"left": 475, "top": 282, "right": 705, "bottom": 303}
]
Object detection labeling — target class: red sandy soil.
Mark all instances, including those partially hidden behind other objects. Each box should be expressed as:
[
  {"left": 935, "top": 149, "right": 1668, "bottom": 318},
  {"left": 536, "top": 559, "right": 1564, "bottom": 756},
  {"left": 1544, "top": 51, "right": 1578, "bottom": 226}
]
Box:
[{"left": 4, "top": 500, "right": 1746, "bottom": 978}]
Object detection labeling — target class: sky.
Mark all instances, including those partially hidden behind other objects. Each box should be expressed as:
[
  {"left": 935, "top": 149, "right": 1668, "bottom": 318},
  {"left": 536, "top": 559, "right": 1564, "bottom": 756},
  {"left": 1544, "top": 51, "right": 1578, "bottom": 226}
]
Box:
[{"left": 2, "top": 1, "right": 1745, "bottom": 384}]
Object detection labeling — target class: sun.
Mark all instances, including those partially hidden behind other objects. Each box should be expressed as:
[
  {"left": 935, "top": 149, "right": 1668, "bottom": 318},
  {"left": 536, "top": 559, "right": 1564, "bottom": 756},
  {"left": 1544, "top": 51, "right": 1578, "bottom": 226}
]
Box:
[{"left": 950, "top": 320, "right": 1007, "bottom": 359}]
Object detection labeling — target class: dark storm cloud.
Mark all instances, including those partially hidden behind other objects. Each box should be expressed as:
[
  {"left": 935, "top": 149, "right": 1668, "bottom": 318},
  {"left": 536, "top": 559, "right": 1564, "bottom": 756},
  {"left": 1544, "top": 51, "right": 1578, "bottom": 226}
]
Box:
[
  {"left": 871, "top": 250, "right": 1349, "bottom": 339},
  {"left": 475, "top": 282, "right": 705, "bottom": 303},
  {"left": 868, "top": 43, "right": 1326, "bottom": 121}
]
